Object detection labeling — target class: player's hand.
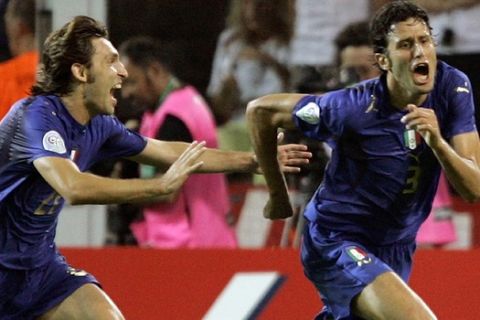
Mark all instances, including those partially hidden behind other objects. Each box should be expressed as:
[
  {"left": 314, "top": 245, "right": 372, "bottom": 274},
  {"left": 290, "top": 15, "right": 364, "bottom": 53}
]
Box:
[
  {"left": 159, "top": 141, "right": 206, "bottom": 194},
  {"left": 254, "top": 132, "right": 312, "bottom": 174},
  {"left": 263, "top": 196, "right": 294, "bottom": 220},
  {"left": 276, "top": 132, "right": 312, "bottom": 173},
  {"left": 401, "top": 104, "right": 443, "bottom": 148}
]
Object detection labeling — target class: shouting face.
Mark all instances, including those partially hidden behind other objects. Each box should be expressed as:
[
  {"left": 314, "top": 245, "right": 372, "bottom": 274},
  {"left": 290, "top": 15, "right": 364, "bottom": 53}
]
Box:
[
  {"left": 376, "top": 18, "right": 437, "bottom": 107},
  {"left": 83, "top": 38, "right": 128, "bottom": 116}
]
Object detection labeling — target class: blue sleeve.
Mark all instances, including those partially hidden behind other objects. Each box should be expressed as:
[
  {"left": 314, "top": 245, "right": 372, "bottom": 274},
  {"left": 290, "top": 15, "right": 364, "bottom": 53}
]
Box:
[
  {"left": 21, "top": 100, "right": 70, "bottom": 163},
  {"left": 442, "top": 69, "right": 477, "bottom": 139},
  {"left": 94, "top": 116, "right": 147, "bottom": 161},
  {"left": 292, "top": 92, "right": 347, "bottom": 141}
]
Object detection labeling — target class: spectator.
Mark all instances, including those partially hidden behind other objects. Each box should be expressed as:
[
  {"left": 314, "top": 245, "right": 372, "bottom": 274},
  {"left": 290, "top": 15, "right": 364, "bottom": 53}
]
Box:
[
  {"left": 206, "top": 0, "right": 296, "bottom": 237},
  {"left": 334, "top": 20, "right": 380, "bottom": 86},
  {"left": 119, "top": 37, "right": 237, "bottom": 248},
  {"left": 207, "top": 0, "right": 295, "bottom": 153},
  {"left": 416, "top": 172, "right": 458, "bottom": 247},
  {"left": 0, "top": 0, "right": 38, "bottom": 120}
]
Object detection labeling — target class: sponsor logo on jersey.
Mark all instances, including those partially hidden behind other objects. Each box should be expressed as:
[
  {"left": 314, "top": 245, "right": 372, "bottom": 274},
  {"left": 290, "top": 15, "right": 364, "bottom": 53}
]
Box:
[
  {"left": 67, "top": 266, "right": 89, "bottom": 277},
  {"left": 456, "top": 86, "right": 470, "bottom": 93},
  {"left": 456, "top": 82, "right": 470, "bottom": 94},
  {"left": 295, "top": 102, "right": 320, "bottom": 124},
  {"left": 346, "top": 246, "right": 372, "bottom": 267},
  {"left": 365, "top": 95, "right": 378, "bottom": 113},
  {"left": 42, "top": 130, "right": 66, "bottom": 154}
]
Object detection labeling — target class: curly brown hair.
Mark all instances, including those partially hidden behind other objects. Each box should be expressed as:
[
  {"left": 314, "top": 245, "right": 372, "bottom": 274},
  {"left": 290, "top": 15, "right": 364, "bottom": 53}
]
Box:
[{"left": 31, "top": 16, "right": 108, "bottom": 96}]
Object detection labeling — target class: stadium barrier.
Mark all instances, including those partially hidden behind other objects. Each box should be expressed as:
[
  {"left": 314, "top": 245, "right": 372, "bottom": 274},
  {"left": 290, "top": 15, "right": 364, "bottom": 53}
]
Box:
[{"left": 61, "top": 247, "right": 480, "bottom": 319}]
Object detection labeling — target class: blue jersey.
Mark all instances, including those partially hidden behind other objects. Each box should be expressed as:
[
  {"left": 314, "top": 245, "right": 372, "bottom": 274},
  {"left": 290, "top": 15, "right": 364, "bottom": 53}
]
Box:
[
  {"left": 0, "top": 95, "right": 147, "bottom": 269},
  {"left": 293, "top": 61, "right": 476, "bottom": 245}
]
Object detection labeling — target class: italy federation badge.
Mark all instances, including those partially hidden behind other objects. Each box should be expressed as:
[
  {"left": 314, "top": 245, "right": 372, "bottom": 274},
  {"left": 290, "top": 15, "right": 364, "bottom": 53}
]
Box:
[
  {"left": 346, "top": 246, "right": 372, "bottom": 267},
  {"left": 403, "top": 129, "right": 417, "bottom": 150}
]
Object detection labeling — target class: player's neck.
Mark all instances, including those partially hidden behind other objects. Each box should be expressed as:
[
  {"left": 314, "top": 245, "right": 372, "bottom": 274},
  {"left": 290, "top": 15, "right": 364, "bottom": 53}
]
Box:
[
  {"left": 60, "top": 94, "right": 92, "bottom": 125},
  {"left": 387, "top": 76, "right": 427, "bottom": 110}
]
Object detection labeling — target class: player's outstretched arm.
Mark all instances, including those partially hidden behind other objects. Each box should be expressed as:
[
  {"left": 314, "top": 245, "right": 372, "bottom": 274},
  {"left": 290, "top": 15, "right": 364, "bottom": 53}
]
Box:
[
  {"left": 132, "top": 138, "right": 258, "bottom": 173},
  {"left": 33, "top": 141, "right": 206, "bottom": 205},
  {"left": 246, "top": 93, "right": 307, "bottom": 219},
  {"left": 129, "top": 135, "right": 311, "bottom": 175}
]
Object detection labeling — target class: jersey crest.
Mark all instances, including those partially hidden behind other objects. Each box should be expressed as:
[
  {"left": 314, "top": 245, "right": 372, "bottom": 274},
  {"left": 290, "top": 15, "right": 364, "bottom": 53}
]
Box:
[{"left": 346, "top": 246, "right": 372, "bottom": 267}]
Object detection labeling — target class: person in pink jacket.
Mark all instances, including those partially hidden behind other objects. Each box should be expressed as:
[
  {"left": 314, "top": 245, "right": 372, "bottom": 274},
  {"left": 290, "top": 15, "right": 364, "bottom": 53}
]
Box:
[
  {"left": 119, "top": 37, "right": 237, "bottom": 248},
  {"left": 416, "top": 172, "right": 457, "bottom": 247}
]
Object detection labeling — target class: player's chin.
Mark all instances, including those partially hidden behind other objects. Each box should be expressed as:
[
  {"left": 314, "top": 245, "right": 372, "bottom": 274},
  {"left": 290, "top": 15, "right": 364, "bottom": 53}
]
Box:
[
  {"left": 413, "top": 81, "right": 434, "bottom": 94},
  {"left": 417, "top": 84, "right": 434, "bottom": 95},
  {"left": 101, "top": 105, "right": 115, "bottom": 116}
]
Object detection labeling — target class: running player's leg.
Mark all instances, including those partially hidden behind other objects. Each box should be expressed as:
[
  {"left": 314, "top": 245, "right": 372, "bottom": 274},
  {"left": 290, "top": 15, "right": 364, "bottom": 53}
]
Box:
[
  {"left": 301, "top": 221, "right": 437, "bottom": 320},
  {"left": 25, "top": 254, "right": 124, "bottom": 320},
  {"left": 352, "top": 271, "right": 437, "bottom": 320},
  {"left": 301, "top": 222, "right": 389, "bottom": 319},
  {"left": 38, "top": 283, "right": 124, "bottom": 320}
]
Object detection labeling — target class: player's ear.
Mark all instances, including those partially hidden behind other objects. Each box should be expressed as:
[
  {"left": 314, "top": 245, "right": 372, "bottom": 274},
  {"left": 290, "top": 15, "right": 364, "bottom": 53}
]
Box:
[
  {"left": 375, "top": 53, "right": 390, "bottom": 71},
  {"left": 71, "top": 63, "right": 88, "bottom": 83}
]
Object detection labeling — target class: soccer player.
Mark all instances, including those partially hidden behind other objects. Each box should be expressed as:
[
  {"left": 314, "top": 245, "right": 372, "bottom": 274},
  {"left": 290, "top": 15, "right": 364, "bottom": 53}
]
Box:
[
  {"left": 0, "top": 16, "right": 310, "bottom": 319},
  {"left": 246, "top": 1, "right": 480, "bottom": 319}
]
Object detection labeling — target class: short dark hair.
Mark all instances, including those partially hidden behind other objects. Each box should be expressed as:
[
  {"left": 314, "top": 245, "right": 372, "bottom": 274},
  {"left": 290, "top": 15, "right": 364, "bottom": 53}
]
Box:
[
  {"left": 31, "top": 16, "right": 108, "bottom": 96},
  {"left": 6, "top": 0, "right": 35, "bottom": 33},
  {"left": 334, "top": 20, "right": 371, "bottom": 65},
  {"left": 118, "top": 36, "right": 173, "bottom": 73},
  {"left": 370, "top": 0, "right": 431, "bottom": 54}
]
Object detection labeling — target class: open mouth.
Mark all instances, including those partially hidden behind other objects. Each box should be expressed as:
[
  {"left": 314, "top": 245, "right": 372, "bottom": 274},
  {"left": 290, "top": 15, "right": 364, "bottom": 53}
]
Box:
[
  {"left": 111, "top": 83, "right": 122, "bottom": 93},
  {"left": 412, "top": 62, "right": 429, "bottom": 84},
  {"left": 110, "top": 84, "right": 122, "bottom": 105},
  {"left": 111, "top": 84, "right": 122, "bottom": 94}
]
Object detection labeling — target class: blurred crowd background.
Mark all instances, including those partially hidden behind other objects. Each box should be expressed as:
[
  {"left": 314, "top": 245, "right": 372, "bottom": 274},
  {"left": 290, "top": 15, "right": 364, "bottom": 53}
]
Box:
[{"left": 1, "top": 0, "right": 480, "bottom": 250}]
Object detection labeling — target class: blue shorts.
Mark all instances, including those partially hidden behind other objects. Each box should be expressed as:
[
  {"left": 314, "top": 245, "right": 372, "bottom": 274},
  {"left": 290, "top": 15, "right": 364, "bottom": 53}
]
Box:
[
  {"left": 301, "top": 221, "right": 416, "bottom": 320},
  {"left": 0, "top": 253, "right": 99, "bottom": 320}
]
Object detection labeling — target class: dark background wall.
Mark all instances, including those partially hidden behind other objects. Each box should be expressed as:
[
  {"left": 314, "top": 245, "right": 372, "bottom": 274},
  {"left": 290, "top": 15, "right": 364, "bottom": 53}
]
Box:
[
  {"left": 0, "top": 0, "right": 11, "bottom": 61},
  {"left": 108, "top": 0, "right": 229, "bottom": 96}
]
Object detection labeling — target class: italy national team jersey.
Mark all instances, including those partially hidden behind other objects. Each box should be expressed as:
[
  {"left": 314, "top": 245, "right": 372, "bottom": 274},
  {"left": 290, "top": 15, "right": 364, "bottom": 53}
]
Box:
[
  {"left": 293, "top": 61, "right": 476, "bottom": 245},
  {"left": 0, "top": 95, "right": 147, "bottom": 269}
]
